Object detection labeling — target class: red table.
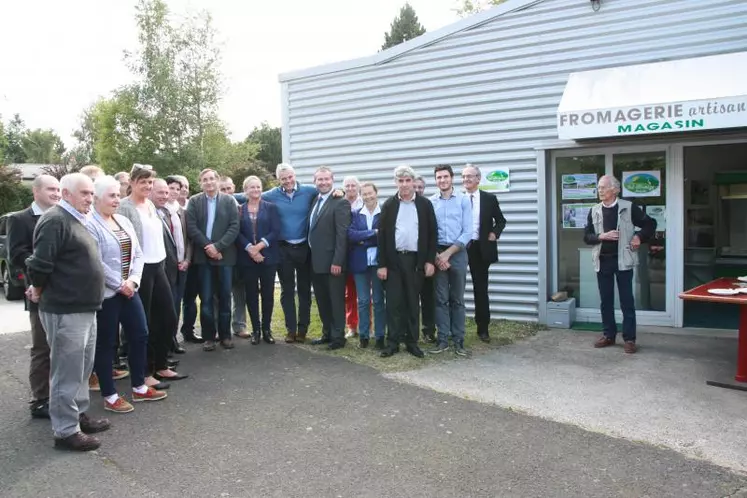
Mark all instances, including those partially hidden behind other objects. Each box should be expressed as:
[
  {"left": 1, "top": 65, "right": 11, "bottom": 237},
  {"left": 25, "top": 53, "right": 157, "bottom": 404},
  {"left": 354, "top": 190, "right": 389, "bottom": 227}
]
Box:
[{"left": 679, "top": 277, "right": 747, "bottom": 390}]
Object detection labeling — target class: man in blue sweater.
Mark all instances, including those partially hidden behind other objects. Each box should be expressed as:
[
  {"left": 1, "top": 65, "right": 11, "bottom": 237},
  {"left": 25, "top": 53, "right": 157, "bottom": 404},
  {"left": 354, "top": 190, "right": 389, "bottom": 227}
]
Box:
[{"left": 262, "top": 163, "right": 318, "bottom": 343}]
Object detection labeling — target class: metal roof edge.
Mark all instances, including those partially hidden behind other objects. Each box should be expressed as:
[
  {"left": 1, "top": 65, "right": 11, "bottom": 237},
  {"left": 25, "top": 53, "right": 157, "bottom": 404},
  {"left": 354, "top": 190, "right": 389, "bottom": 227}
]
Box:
[{"left": 278, "top": 0, "right": 545, "bottom": 82}]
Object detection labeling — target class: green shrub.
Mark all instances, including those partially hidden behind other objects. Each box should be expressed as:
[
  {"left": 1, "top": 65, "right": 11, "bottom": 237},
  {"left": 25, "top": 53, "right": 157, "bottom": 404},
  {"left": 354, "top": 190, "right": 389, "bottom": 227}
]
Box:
[{"left": 0, "top": 166, "right": 33, "bottom": 215}]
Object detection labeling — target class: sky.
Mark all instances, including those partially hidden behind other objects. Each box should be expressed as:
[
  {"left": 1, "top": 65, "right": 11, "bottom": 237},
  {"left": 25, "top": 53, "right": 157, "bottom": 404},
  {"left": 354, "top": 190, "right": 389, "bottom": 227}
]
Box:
[{"left": 1, "top": 0, "right": 462, "bottom": 148}]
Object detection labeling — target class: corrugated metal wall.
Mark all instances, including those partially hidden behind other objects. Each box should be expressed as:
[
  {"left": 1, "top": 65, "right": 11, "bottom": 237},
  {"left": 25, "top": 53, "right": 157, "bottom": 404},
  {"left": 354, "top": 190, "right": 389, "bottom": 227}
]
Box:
[{"left": 282, "top": 0, "right": 747, "bottom": 323}]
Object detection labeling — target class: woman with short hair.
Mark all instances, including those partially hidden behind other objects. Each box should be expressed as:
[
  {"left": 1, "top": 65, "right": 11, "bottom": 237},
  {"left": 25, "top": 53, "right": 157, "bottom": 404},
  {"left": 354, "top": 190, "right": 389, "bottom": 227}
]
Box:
[{"left": 88, "top": 176, "right": 167, "bottom": 412}]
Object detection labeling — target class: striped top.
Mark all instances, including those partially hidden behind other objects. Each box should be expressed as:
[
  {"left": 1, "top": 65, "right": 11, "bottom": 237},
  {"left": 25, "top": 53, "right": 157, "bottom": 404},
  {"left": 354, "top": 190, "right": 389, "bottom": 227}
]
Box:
[{"left": 113, "top": 226, "right": 132, "bottom": 281}]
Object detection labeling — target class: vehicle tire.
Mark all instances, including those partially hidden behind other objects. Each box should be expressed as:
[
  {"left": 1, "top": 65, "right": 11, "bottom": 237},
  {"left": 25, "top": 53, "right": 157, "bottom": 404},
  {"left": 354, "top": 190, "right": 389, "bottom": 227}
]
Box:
[{"left": 2, "top": 264, "right": 24, "bottom": 301}]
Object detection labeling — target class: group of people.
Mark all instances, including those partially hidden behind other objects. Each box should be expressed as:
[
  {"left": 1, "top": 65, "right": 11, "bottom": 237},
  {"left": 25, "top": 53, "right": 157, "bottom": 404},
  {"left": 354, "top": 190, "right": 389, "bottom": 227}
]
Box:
[{"left": 7, "top": 160, "right": 508, "bottom": 452}]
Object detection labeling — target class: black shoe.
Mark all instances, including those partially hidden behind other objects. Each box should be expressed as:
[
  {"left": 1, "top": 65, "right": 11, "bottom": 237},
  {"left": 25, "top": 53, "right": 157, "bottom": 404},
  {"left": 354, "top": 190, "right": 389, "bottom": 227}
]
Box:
[
  {"left": 251, "top": 331, "right": 260, "bottom": 345},
  {"left": 30, "top": 399, "right": 50, "bottom": 419},
  {"left": 477, "top": 333, "right": 490, "bottom": 343},
  {"left": 455, "top": 345, "right": 470, "bottom": 357},
  {"left": 183, "top": 335, "right": 205, "bottom": 344},
  {"left": 311, "top": 337, "right": 330, "bottom": 346},
  {"left": 379, "top": 347, "right": 399, "bottom": 358},
  {"left": 173, "top": 345, "right": 186, "bottom": 354},
  {"left": 327, "top": 341, "right": 345, "bottom": 351},
  {"left": 406, "top": 344, "right": 425, "bottom": 358},
  {"left": 166, "top": 359, "right": 180, "bottom": 368},
  {"left": 374, "top": 338, "right": 386, "bottom": 350},
  {"left": 113, "top": 359, "right": 128, "bottom": 370},
  {"left": 428, "top": 343, "right": 450, "bottom": 354},
  {"left": 422, "top": 333, "right": 437, "bottom": 344},
  {"left": 79, "top": 413, "right": 111, "bottom": 434},
  {"left": 262, "top": 330, "right": 275, "bottom": 344},
  {"left": 358, "top": 338, "right": 369, "bottom": 349}
]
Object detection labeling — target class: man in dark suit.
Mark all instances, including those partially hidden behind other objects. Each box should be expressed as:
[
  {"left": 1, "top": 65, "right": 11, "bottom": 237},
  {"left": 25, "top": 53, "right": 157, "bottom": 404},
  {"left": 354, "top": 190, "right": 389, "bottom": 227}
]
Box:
[
  {"left": 378, "top": 165, "right": 437, "bottom": 358},
  {"left": 461, "top": 164, "right": 507, "bottom": 342},
  {"left": 414, "top": 174, "right": 436, "bottom": 343},
  {"left": 7, "top": 174, "right": 60, "bottom": 419},
  {"left": 186, "top": 168, "right": 240, "bottom": 351},
  {"left": 308, "top": 166, "right": 351, "bottom": 350}
]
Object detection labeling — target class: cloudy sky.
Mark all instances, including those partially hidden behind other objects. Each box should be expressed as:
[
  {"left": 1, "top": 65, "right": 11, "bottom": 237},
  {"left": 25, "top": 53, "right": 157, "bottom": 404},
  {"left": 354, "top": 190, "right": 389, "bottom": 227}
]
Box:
[{"left": 1, "top": 0, "right": 462, "bottom": 147}]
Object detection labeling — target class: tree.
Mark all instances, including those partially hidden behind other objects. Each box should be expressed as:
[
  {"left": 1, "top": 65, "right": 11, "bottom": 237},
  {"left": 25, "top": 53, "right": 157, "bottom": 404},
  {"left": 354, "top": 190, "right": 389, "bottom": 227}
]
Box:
[
  {"left": 0, "top": 164, "right": 33, "bottom": 214},
  {"left": 382, "top": 3, "right": 426, "bottom": 50},
  {"left": 455, "top": 0, "right": 507, "bottom": 17},
  {"left": 21, "top": 129, "right": 66, "bottom": 164},
  {"left": 0, "top": 118, "right": 8, "bottom": 165},
  {"left": 4, "top": 114, "right": 28, "bottom": 164},
  {"left": 246, "top": 122, "right": 282, "bottom": 168}
]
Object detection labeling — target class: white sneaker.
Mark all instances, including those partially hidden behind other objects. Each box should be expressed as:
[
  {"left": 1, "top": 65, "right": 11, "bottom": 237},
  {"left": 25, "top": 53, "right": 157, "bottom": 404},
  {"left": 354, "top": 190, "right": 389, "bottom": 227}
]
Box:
[{"left": 345, "top": 329, "right": 358, "bottom": 339}]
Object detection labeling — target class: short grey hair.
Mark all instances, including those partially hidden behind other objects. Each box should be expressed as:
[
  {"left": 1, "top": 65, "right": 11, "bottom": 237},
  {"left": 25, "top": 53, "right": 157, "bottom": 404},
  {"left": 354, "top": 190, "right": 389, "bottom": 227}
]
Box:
[
  {"left": 153, "top": 178, "right": 168, "bottom": 189},
  {"left": 114, "top": 171, "right": 129, "bottom": 181},
  {"left": 343, "top": 176, "right": 360, "bottom": 187},
  {"left": 174, "top": 175, "right": 189, "bottom": 188},
  {"left": 394, "top": 165, "right": 416, "bottom": 180},
  {"left": 31, "top": 174, "right": 57, "bottom": 190},
  {"left": 414, "top": 175, "right": 426, "bottom": 185},
  {"left": 276, "top": 163, "right": 295, "bottom": 177},
  {"left": 463, "top": 164, "right": 482, "bottom": 178},
  {"left": 60, "top": 172, "right": 93, "bottom": 193},
  {"left": 94, "top": 175, "right": 121, "bottom": 198},
  {"left": 314, "top": 166, "right": 334, "bottom": 180},
  {"left": 599, "top": 174, "right": 621, "bottom": 191}
]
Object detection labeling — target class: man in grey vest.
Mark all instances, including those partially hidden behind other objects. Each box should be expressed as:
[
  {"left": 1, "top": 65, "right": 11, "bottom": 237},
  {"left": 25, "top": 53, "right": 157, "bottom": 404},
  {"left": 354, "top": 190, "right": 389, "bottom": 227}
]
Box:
[{"left": 583, "top": 175, "right": 656, "bottom": 354}]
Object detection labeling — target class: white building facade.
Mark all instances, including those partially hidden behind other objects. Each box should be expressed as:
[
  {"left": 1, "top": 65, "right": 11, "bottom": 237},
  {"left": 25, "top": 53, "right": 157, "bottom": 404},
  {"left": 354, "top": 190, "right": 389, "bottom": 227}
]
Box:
[{"left": 280, "top": 0, "right": 747, "bottom": 329}]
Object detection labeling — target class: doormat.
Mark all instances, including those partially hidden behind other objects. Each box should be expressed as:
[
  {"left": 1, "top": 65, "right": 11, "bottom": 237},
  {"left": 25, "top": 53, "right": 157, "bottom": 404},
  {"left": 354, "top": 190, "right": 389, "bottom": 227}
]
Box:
[{"left": 571, "top": 322, "right": 620, "bottom": 331}]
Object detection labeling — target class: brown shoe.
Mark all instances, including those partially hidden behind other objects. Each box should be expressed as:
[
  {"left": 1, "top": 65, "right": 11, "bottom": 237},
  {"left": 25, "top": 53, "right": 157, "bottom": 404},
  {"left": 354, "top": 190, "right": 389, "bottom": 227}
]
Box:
[
  {"left": 203, "top": 340, "right": 216, "bottom": 352},
  {"left": 623, "top": 341, "right": 637, "bottom": 354},
  {"left": 220, "top": 339, "right": 235, "bottom": 350},
  {"left": 89, "top": 373, "right": 100, "bottom": 391},
  {"left": 55, "top": 432, "right": 100, "bottom": 452},
  {"left": 285, "top": 333, "right": 296, "bottom": 343},
  {"left": 79, "top": 413, "right": 111, "bottom": 434},
  {"left": 295, "top": 333, "right": 306, "bottom": 343},
  {"left": 594, "top": 335, "right": 615, "bottom": 348}
]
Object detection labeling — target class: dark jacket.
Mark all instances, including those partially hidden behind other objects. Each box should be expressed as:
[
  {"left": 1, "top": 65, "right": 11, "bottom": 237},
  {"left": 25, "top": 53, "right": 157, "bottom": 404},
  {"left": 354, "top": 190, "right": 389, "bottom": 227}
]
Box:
[
  {"left": 186, "top": 192, "right": 240, "bottom": 266},
  {"left": 25, "top": 206, "right": 105, "bottom": 314},
  {"left": 157, "top": 207, "right": 178, "bottom": 287},
  {"left": 235, "top": 200, "right": 281, "bottom": 267},
  {"left": 347, "top": 207, "right": 381, "bottom": 274},
  {"left": 308, "top": 195, "right": 351, "bottom": 274},
  {"left": 377, "top": 194, "right": 437, "bottom": 272},
  {"left": 7, "top": 206, "right": 40, "bottom": 310},
  {"left": 474, "top": 190, "right": 507, "bottom": 264}
]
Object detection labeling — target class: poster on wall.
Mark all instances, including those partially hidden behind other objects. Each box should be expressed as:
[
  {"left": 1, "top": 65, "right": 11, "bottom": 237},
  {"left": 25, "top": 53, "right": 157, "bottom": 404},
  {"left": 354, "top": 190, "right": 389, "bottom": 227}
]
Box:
[
  {"left": 561, "top": 173, "right": 598, "bottom": 200},
  {"left": 647, "top": 205, "right": 666, "bottom": 231},
  {"left": 480, "top": 166, "right": 510, "bottom": 193},
  {"left": 562, "top": 203, "right": 595, "bottom": 229},
  {"left": 621, "top": 170, "right": 662, "bottom": 198}
]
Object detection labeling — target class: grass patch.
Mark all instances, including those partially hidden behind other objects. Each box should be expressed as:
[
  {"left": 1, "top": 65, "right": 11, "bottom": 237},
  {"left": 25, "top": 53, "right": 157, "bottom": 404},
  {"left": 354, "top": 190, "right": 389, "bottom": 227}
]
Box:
[{"left": 261, "top": 290, "right": 543, "bottom": 373}]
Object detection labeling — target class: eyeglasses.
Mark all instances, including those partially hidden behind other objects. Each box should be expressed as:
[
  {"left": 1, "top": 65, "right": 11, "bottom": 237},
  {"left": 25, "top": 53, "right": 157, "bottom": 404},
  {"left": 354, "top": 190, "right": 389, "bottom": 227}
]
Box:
[
  {"left": 132, "top": 163, "right": 153, "bottom": 171},
  {"left": 462, "top": 174, "right": 478, "bottom": 180}
]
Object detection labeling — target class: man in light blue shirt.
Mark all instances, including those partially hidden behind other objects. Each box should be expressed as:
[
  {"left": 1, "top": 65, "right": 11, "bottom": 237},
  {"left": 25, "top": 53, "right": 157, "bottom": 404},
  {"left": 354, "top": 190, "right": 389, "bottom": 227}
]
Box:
[{"left": 428, "top": 164, "right": 472, "bottom": 357}]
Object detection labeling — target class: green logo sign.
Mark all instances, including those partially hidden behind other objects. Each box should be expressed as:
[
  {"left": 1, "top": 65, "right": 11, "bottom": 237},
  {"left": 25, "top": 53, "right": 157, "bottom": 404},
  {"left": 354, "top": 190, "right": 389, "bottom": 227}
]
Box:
[{"left": 623, "top": 173, "right": 659, "bottom": 194}]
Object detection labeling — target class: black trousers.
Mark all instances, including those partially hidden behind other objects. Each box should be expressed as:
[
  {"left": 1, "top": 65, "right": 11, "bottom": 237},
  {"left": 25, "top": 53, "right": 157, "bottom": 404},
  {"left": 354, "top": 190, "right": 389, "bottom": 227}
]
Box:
[
  {"left": 242, "top": 263, "right": 278, "bottom": 333},
  {"left": 385, "top": 253, "right": 422, "bottom": 349},
  {"left": 311, "top": 271, "right": 347, "bottom": 345},
  {"left": 419, "top": 276, "right": 435, "bottom": 338},
  {"left": 140, "top": 261, "right": 178, "bottom": 372},
  {"left": 180, "top": 264, "right": 200, "bottom": 338},
  {"left": 277, "top": 243, "right": 312, "bottom": 335},
  {"left": 467, "top": 243, "right": 491, "bottom": 335}
]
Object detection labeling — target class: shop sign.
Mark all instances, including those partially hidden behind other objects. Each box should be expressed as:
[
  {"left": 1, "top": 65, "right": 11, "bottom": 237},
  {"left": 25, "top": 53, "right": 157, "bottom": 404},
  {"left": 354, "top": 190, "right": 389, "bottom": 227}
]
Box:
[{"left": 558, "top": 97, "right": 747, "bottom": 140}]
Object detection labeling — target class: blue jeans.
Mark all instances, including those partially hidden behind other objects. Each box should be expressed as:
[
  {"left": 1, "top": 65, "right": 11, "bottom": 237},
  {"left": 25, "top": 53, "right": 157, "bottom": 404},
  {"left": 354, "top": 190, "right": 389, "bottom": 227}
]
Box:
[
  {"left": 597, "top": 255, "right": 636, "bottom": 342},
  {"left": 434, "top": 249, "right": 468, "bottom": 347},
  {"left": 353, "top": 267, "right": 386, "bottom": 340},
  {"left": 198, "top": 264, "right": 233, "bottom": 341},
  {"left": 94, "top": 293, "right": 148, "bottom": 396}
]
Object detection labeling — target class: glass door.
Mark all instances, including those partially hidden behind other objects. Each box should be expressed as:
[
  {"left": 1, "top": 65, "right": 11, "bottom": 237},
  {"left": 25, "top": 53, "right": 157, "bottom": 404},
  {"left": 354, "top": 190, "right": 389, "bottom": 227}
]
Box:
[{"left": 551, "top": 148, "right": 672, "bottom": 326}]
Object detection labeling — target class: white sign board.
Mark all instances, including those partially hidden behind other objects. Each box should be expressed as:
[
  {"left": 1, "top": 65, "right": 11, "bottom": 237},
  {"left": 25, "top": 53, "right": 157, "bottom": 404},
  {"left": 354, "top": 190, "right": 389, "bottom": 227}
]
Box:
[{"left": 558, "top": 97, "right": 747, "bottom": 140}]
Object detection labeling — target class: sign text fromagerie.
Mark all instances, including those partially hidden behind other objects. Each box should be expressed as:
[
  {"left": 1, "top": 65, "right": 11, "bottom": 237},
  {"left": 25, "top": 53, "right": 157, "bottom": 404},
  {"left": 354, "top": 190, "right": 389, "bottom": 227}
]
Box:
[{"left": 557, "top": 97, "right": 747, "bottom": 140}]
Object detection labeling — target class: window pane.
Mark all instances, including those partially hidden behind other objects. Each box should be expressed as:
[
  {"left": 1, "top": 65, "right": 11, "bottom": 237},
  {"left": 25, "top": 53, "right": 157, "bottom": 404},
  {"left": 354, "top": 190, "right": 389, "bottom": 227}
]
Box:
[
  {"left": 613, "top": 151, "right": 666, "bottom": 312},
  {"left": 556, "top": 155, "right": 605, "bottom": 307}
]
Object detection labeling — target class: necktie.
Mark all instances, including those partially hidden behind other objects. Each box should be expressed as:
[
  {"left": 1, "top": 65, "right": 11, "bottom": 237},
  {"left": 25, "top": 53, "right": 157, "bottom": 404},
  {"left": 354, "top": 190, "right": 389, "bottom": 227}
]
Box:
[
  {"left": 311, "top": 195, "right": 323, "bottom": 225},
  {"left": 470, "top": 193, "right": 474, "bottom": 207}
]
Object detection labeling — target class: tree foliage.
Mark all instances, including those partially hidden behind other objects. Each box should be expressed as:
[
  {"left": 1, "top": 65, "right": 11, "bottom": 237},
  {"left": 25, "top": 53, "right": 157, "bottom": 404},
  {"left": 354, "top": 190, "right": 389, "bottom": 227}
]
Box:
[
  {"left": 21, "top": 128, "right": 66, "bottom": 164},
  {"left": 455, "top": 0, "right": 507, "bottom": 17},
  {"left": 382, "top": 3, "right": 426, "bottom": 50},
  {"left": 246, "top": 122, "right": 282, "bottom": 168},
  {"left": 0, "top": 165, "right": 33, "bottom": 214},
  {"left": 4, "top": 114, "right": 28, "bottom": 164},
  {"left": 77, "top": 0, "right": 249, "bottom": 179}
]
